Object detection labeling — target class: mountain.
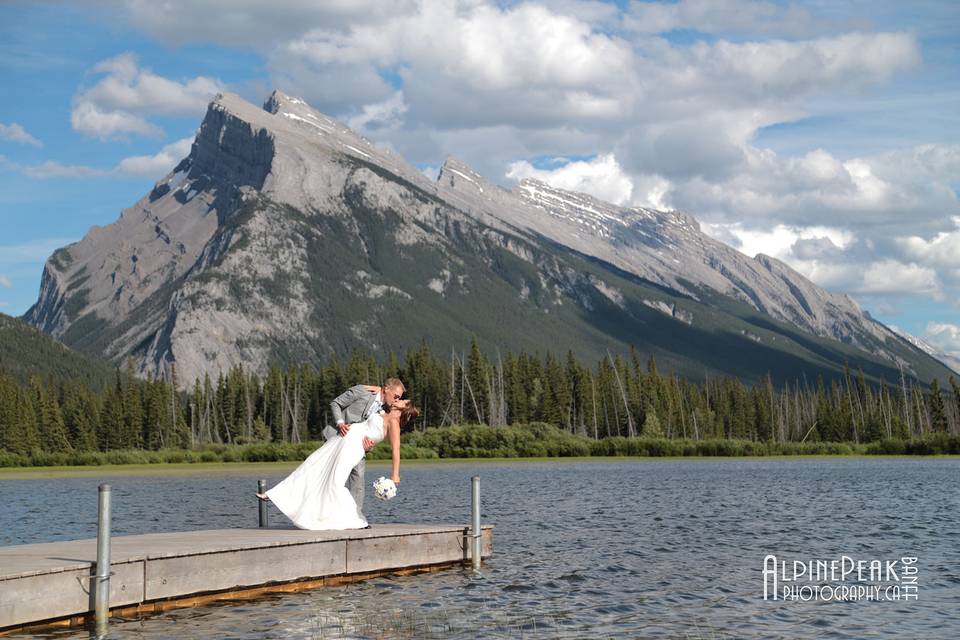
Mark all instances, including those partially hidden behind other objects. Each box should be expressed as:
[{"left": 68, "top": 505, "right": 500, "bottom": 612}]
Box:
[
  {"left": 0, "top": 312, "right": 119, "bottom": 391},
  {"left": 889, "top": 326, "right": 960, "bottom": 375},
  {"left": 23, "top": 91, "right": 956, "bottom": 388}
]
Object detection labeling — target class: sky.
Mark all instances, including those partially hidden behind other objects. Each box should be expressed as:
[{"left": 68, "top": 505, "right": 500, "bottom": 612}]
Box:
[{"left": 1, "top": 0, "right": 958, "bottom": 362}]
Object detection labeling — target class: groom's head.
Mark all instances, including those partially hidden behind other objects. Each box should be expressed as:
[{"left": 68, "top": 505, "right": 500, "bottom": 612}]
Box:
[{"left": 381, "top": 378, "right": 405, "bottom": 405}]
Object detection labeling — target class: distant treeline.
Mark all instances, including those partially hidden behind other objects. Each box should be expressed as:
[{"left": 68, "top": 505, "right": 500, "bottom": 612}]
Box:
[{"left": 1, "top": 339, "right": 959, "bottom": 461}]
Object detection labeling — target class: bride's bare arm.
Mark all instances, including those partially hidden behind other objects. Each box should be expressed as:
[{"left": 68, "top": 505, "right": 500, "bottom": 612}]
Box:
[{"left": 389, "top": 418, "right": 401, "bottom": 483}]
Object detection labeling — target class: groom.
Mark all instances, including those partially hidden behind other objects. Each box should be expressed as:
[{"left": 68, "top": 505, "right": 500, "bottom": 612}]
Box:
[{"left": 324, "top": 377, "right": 405, "bottom": 521}]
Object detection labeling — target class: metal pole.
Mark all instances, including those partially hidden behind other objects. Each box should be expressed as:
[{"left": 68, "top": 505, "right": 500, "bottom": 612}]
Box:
[
  {"left": 258, "top": 480, "right": 268, "bottom": 528},
  {"left": 471, "top": 476, "right": 481, "bottom": 570},
  {"left": 94, "top": 484, "right": 112, "bottom": 637}
]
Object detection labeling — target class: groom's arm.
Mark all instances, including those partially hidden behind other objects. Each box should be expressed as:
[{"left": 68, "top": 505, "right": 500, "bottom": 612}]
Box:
[{"left": 330, "top": 385, "right": 366, "bottom": 433}]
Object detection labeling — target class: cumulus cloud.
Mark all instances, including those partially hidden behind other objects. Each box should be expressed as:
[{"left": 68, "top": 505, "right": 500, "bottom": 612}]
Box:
[
  {"left": 20, "top": 137, "right": 193, "bottom": 180},
  {"left": 347, "top": 91, "right": 408, "bottom": 133},
  {"left": 506, "top": 154, "right": 634, "bottom": 206},
  {"left": 95, "top": 0, "right": 957, "bottom": 316},
  {"left": 623, "top": 0, "right": 827, "bottom": 38},
  {"left": 0, "top": 122, "right": 41, "bottom": 146},
  {"left": 858, "top": 260, "right": 941, "bottom": 297},
  {"left": 923, "top": 322, "right": 960, "bottom": 368},
  {"left": 120, "top": 0, "right": 411, "bottom": 48},
  {"left": 72, "top": 53, "right": 223, "bottom": 139},
  {"left": 115, "top": 137, "right": 194, "bottom": 176}
]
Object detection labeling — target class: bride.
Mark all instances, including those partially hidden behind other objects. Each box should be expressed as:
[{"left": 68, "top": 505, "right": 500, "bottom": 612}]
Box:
[{"left": 259, "top": 399, "right": 420, "bottom": 530}]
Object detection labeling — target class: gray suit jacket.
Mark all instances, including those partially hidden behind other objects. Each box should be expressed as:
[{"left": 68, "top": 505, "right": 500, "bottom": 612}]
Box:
[{"left": 323, "top": 385, "right": 382, "bottom": 441}]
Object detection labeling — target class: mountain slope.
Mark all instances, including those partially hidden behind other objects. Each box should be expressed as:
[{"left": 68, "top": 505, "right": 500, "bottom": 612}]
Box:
[
  {"left": 23, "top": 91, "right": 956, "bottom": 387},
  {"left": 0, "top": 313, "right": 119, "bottom": 391}
]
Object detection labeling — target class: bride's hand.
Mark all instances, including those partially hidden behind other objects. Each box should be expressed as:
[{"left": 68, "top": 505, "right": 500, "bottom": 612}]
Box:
[{"left": 391, "top": 474, "right": 400, "bottom": 484}]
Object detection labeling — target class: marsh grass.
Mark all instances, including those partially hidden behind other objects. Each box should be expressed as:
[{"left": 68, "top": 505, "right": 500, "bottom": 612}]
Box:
[{"left": 0, "top": 423, "right": 957, "bottom": 470}]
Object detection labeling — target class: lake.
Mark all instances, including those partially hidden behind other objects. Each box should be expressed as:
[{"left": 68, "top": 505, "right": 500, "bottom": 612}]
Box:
[{"left": 3, "top": 458, "right": 958, "bottom": 638}]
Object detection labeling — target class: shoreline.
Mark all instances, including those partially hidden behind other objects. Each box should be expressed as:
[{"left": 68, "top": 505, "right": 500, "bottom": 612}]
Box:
[{"left": 1, "top": 454, "right": 957, "bottom": 479}]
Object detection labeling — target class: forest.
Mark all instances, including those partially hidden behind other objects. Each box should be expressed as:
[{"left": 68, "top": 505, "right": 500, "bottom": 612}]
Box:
[{"left": 1, "top": 339, "right": 959, "bottom": 465}]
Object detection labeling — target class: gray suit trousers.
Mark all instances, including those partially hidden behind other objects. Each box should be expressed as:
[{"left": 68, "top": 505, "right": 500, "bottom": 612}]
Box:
[
  {"left": 324, "top": 424, "right": 366, "bottom": 520},
  {"left": 347, "top": 458, "right": 365, "bottom": 520}
]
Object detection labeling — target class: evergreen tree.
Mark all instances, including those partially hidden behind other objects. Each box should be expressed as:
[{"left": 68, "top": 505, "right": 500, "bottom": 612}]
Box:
[
  {"left": 929, "top": 379, "right": 948, "bottom": 433},
  {"left": 62, "top": 383, "right": 99, "bottom": 451}
]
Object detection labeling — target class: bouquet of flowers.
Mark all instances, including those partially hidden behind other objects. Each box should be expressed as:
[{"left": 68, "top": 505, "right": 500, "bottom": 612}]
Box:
[{"left": 373, "top": 476, "right": 397, "bottom": 500}]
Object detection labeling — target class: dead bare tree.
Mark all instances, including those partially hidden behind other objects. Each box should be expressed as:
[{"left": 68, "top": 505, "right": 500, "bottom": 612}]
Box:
[{"left": 607, "top": 350, "right": 635, "bottom": 437}]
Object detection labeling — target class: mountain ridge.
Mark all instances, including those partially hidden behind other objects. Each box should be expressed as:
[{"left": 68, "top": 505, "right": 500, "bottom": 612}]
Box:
[{"left": 23, "top": 90, "right": 955, "bottom": 387}]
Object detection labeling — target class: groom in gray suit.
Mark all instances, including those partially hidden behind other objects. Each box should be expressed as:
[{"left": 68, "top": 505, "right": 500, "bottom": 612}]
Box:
[{"left": 324, "top": 377, "right": 405, "bottom": 521}]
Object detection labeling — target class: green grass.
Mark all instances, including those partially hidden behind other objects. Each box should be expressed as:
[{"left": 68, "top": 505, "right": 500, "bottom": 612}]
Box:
[{"left": 1, "top": 424, "right": 957, "bottom": 475}]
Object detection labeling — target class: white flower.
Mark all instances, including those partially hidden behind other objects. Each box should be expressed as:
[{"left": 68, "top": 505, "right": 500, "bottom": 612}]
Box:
[{"left": 373, "top": 476, "right": 397, "bottom": 500}]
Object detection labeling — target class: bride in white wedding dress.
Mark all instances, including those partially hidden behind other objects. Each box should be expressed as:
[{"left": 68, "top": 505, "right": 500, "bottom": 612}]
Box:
[{"left": 259, "top": 399, "right": 419, "bottom": 530}]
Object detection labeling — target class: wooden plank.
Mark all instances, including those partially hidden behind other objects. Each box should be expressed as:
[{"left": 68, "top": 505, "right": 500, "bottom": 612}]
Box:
[
  {"left": 347, "top": 530, "right": 465, "bottom": 573},
  {"left": 0, "top": 524, "right": 494, "bottom": 633},
  {"left": 144, "top": 540, "right": 346, "bottom": 600},
  {"left": 0, "top": 560, "right": 143, "bottom": 630}
]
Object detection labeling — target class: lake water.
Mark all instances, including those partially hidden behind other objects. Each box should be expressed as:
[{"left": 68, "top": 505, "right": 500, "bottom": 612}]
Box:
[{"left": 3, "top": 458, "right": 959, "bottom": 638}]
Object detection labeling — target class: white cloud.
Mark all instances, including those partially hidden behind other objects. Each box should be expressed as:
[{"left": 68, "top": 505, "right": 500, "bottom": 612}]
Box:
[
  {"left": 272, "top": 1, "right": 635, "bottom": 129},
  {"left": 72, "top": 53, "right": 223, "bottom": 139},
  {"left": 81, "top": 1, "right": 958, "bottom": 319},
  {"left": 70, "top": 101, "right": 163, "bottom": 139},
  {"left": 623, "top": 0, "right": 827, "bottom": 38},
  {"left": 115, "top": 137, "right": 194, "bottom": 176},
  {"left": 506, "top": 154, "right": 635, "bottom": 206},
  {"left": 120, "top": 0, "right": 410, "bottom": 48},
  {"left": 23, "top": 161, "right": 110, "bottom": 178},
  {"left": 899, "top": 220, "right": 960, "bottom": 275},
  {"left": 924, "top": 322, "right": 960, "bottom": 364},
  {"left": 0, "top": 238, "right": 78, "bottom": 265},
  {"left": 858, "top": 260, "right": 941, "bottom": 297},
  {"left": 20, "top": 137, "right": 193, "bottom": 180},
  {"left": 0, "top": 274, "right": 11, "bottom": 289},
  {"left": 0, "top": 122, "right": 41, "bottom": 146},
  {"left": 347, "top": 91, "right": 407, "bottom": 132},
  {"left": 674, "top": 144, "right": 960, "bottom": 233},
  {"left": 702, "top": 223, "right": 853, "bottom": 261}
]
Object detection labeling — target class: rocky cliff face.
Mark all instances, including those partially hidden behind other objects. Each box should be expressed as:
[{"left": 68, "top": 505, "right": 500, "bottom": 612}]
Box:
[
  {"left": 25, "top": 91, "right": 954, "bottom": 387},
  {"left": 436, "top": 158, "right": 892, "bottom": 353}
]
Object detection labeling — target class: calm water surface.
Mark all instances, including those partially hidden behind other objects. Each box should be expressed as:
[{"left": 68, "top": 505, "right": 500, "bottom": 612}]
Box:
[{"left": 2, "top": 458, "right": 958, "bottom": 639}]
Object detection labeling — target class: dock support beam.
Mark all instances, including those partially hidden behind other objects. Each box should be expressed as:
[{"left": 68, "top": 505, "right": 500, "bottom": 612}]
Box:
[
  {"left": 93, "top": 483, "right": 112, "bottom": 638},
  {"left": 258, "top": 480, "right": 268, "bottom": 528},
  {"left": 471, "top": 476, "right": 481, "bottom": 571}
]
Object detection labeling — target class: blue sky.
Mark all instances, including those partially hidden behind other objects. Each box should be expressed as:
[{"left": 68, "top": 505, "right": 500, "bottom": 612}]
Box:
[{"left": 1, "top": 0, "right": 958, "bottom": 361}]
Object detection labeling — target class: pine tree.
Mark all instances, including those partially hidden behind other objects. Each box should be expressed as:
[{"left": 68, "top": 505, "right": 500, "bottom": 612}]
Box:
[
  {"left": 466, "top": 337, "right": 490, "bottom": 424},
  {"left": 0, "top": 374, "right": 32, "bottom": 454},
  {"left": 62, "top": 383, "right": 98, "bottom": 451},
  {"left": 643, "top": 409, "right": 663, "bottom": 437},
  {"left": 120, "top": 365, "right": 144, "bottom": 449},
  {"left": 929, "top": 379, "right": 948, "bottom": 433}
]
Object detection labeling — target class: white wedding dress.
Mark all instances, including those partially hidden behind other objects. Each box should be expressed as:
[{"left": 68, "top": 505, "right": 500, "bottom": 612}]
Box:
[{"left": 266, "top": 412, "right": 385, "bottom": 530}]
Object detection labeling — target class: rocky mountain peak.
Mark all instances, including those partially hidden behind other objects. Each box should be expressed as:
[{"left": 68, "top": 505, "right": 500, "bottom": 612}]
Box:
[
  {"left": 437, "top": 156, "right": 494, "bottom": 195},
  {"left": 262, "top": 89, "right": 297, "bottom": 114},
  {"left": 23, "top": 90, "right": 955, "bottom": 387}
]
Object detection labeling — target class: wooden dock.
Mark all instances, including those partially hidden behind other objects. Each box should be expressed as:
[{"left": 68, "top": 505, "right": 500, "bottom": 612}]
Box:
[{"left": 0, "top": 524, "right": 493, "bottom": 633}]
